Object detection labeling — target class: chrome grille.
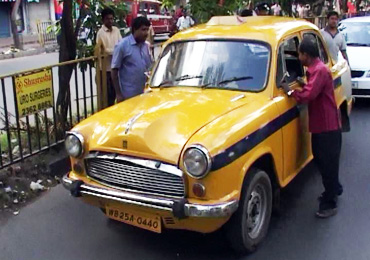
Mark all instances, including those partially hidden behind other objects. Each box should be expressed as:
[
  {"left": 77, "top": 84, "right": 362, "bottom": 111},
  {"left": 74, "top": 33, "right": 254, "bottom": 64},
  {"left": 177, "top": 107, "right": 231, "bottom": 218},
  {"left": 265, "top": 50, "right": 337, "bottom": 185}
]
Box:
[
  {"left": 351, "top": 70, "right": 365, "bottom": 78},
  {"left": 85, "top": 155, "right": 185, "bottom": 198}
]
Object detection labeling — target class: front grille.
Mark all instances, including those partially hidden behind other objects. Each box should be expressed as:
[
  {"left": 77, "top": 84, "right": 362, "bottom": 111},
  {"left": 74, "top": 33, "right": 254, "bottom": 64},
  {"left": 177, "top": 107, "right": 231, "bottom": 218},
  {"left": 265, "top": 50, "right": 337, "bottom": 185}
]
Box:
[
  {"left": 85, "top": 156, "right": 185, "bottom": 198},
  {"left": 352, "top": 89, "right": 370, "bottom": 96},
  {"left": 351, "top": 70, "right": 365, "bottom": 78}
]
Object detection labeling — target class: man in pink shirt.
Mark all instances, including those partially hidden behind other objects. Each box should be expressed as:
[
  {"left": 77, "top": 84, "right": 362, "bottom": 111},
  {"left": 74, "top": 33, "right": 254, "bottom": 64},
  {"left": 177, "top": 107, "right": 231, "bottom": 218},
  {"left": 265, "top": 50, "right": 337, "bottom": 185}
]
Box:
[{"left": 283, "top": 36, "right": 343, "bottom": 218}]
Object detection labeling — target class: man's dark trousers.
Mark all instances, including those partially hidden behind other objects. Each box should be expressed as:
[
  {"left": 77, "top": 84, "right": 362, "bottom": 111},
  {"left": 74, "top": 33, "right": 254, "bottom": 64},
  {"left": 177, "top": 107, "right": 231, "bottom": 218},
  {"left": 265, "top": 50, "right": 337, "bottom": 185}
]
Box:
[{"left": 312, "top": 129, "right": 342, "bottom": 210}]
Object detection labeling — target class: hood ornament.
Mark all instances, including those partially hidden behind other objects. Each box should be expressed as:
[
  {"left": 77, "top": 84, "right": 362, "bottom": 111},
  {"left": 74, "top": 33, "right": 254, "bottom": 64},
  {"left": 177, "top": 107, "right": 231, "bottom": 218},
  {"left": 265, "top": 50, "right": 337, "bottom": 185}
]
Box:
[{"left": 125, "top": 111, "right": 144, "bottom": 134}]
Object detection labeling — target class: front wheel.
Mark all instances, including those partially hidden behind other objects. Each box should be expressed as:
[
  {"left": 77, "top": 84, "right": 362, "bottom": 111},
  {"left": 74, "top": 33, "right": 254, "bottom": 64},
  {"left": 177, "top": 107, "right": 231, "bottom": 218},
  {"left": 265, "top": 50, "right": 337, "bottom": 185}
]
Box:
[{"left": 226, "top": 168, "right": 273, "bottom": 254}]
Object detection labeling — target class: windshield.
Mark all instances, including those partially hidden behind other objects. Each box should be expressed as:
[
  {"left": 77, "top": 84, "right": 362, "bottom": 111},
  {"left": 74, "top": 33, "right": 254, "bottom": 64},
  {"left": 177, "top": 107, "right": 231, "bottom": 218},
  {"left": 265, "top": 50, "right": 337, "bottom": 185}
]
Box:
[
  {"left": 151, "top": 40, "right": 270, "bottom": 92},
  {"left": 339, "top": 22, "right": 370, "bottom": 46}
]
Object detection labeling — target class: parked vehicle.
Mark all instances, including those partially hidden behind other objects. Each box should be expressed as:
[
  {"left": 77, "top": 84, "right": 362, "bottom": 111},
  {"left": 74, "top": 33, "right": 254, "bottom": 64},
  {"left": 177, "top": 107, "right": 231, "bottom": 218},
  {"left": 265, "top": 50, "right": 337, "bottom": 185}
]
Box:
[
  {"left": 63, "top": 16, "right": 352, "bottom": 254},
  {"left": 125, "top": 0, "right": 175, "bottom": 36},
  {"left": 339, "top": 16, "right": 370, "bottom": 97}
]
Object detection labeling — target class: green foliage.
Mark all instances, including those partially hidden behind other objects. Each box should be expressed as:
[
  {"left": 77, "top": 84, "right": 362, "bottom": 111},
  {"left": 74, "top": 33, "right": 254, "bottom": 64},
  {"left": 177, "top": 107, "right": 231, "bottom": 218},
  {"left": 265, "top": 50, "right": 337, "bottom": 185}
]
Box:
[
  {"left": 48, "top": 0, "right": 128, "bottom": 63},
  {"left": 76, "top": 0, "right": 129, "bottom": 61},
  {"left": 161, "top": 0, "right": 176, "bottom": 9},
  {"left": 189, "top": 0, "right": 245, "bottom": 23}
]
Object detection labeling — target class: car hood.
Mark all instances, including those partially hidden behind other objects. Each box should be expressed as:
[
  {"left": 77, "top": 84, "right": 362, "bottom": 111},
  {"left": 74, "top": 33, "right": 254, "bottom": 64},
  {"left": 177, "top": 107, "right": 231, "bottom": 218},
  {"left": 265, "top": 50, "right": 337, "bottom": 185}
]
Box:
[
  {"left": 347, "top": 46, "right": 370, "bottom": 70},
  {"left": 73, "top": 88, "right": 258, "bottom": 164}
]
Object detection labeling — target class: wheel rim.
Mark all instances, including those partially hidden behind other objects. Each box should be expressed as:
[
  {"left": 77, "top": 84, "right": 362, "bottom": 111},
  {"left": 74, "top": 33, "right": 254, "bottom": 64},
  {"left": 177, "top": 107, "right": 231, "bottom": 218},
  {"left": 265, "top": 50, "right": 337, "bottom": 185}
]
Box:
[{"left": 245, "top": 183, "right": 267, "bottom": 239}]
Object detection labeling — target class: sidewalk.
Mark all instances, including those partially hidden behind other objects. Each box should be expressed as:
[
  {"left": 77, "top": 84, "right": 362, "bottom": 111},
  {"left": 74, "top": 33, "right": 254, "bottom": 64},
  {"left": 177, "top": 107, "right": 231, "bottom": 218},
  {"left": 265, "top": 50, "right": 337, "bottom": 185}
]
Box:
[{"left": 0, "top": 34, "right": 58, "bottom": 61}]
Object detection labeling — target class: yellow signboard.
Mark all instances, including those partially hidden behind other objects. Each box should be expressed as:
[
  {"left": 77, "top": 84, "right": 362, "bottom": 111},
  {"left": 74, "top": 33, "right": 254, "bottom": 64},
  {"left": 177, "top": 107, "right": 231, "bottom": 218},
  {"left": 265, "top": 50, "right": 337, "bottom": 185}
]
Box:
[{"left": 15, "top": 70, "right": 54, "bottom": 117}]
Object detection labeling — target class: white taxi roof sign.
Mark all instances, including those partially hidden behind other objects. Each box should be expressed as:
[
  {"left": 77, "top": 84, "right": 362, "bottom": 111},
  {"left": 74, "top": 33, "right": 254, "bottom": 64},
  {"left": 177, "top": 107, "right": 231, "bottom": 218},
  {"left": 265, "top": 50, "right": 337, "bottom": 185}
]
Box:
[{"left": 207, "top": 16, "right": 247, "bottom": 26}]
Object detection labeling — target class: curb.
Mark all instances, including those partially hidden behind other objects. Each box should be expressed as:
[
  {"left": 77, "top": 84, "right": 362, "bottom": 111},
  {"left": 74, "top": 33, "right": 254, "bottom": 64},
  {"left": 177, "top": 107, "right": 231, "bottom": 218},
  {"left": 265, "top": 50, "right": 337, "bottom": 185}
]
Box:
[{"left": 0, "top": 45, "right": 59, "bottom": 61}]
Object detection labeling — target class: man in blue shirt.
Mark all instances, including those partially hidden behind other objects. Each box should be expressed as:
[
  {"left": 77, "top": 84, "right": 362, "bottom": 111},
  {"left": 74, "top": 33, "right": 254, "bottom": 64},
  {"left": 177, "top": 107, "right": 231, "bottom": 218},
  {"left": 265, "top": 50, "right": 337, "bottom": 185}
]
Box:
[{"left": 111, "top": 17, "right": 153, "bottom": 102}]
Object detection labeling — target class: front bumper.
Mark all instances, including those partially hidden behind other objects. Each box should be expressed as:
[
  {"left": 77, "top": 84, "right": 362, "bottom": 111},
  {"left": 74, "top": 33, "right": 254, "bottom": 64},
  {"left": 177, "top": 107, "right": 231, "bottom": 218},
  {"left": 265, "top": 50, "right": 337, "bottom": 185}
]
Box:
[
  {"left": 62, "top": 174, "right": 238, "bottom": 218},
  {"left": 352, "top": 78, "right": 370, "bottom": 97}
]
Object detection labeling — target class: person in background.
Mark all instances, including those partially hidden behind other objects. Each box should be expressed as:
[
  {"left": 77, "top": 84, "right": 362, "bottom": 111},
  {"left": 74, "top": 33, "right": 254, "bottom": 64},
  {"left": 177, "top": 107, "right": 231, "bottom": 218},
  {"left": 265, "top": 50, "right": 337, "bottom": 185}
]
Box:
[
  {"left": 111, "top": 17, "right": 153, "bottom": 102},
  {"left": 292, "top": 2, "right": 298, "bottom": 17},
  {"left": 283, "top": 36, "right": 343, "bottom": 219},
  {"left": 96, "top": 8, "right": 122, "bottom": 106},
  {"left": 271, "top": 2, "right": 282, "bottom": 15},
  {"left": 175, "top": 5, "right": 184, "bottom": 20},
  {"left": 138, "top": 11, "right": 155, "bottom": 60},
  {"left": 297, "top": 3, "right": 304, "bottom": 18},
  {"left": 255, "top": 2, "right": 271, "bottom": 15},
  {"left": 176, "top": 10, "right": 195, "bottom": 31},
  {"left": 321, "top": 11, "right": 349, "bottom": 63}
]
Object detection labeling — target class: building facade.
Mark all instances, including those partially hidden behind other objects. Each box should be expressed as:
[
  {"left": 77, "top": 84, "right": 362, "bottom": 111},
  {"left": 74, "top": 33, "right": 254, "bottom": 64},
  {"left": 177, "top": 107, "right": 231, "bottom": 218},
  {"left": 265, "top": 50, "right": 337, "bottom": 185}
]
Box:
[{"left": 0, "top": 0, "right": 56, "bottom": 38}]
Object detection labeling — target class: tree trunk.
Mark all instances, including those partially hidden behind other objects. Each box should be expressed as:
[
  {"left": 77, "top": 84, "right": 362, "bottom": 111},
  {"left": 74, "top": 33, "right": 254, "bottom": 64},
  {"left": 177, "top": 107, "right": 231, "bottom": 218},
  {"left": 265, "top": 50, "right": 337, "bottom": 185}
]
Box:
[
  {"left": 56, "top": 0, "right": 76, "bottom": 134},
  {"left": 10, "top": 0, "right": 23, "bottom": 50}
]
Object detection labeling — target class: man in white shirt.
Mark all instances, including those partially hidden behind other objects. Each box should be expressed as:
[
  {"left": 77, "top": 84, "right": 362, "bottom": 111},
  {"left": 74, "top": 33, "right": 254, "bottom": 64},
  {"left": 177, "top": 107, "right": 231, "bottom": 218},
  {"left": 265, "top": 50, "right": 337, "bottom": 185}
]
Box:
[
  {"left": 176, "top": 10, "right": 195, "bottom": 31},
  {"left": 271, "top": 2, "right": 281, "bottom": 15},
  {"left": 320, "top": 11, "right": 348, "bottom": 63},
  {"left": 96, "top": 8, "right": 122, "bottom": 106}
]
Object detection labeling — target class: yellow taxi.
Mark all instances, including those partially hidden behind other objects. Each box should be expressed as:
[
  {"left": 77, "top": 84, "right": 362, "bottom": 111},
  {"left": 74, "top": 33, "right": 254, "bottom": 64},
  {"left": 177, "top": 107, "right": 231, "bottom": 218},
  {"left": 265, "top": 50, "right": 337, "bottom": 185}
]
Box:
[{"left": 62, "top": 16, "right": 352, "bottom": 253}]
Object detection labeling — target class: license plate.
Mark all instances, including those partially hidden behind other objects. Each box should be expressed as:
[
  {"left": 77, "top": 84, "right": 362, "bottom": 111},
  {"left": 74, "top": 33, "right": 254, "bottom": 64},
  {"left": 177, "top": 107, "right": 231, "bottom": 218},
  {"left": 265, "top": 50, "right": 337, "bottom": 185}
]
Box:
[
  {"left": 352, "top": 82, "right": 358, "bottom": 88},
  {"left": 106, "top": 207, "right": 161, "bottom": 233}
]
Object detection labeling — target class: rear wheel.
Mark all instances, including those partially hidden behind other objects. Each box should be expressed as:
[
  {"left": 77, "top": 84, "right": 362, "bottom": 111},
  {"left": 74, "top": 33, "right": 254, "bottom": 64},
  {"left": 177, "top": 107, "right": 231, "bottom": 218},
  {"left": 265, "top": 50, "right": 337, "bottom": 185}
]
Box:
[{"left": 226, "top": 168, "right": 272, "bottom": 254}]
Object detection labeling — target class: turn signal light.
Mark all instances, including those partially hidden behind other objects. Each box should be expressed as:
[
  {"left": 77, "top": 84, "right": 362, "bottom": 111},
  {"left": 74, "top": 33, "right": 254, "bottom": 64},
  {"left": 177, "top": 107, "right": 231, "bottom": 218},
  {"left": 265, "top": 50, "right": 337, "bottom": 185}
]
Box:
[
  {"left": 73, "top": 162, "right": 84, "bottom": 175},
  {"left": 193, "top": 183, "right": 206, "bottom": 198}
]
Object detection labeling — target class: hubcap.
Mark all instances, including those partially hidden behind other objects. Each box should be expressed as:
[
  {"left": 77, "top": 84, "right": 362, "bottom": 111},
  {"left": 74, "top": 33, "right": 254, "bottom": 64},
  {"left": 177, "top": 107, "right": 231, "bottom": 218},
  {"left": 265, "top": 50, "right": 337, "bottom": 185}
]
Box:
[{"left": 246, "top": 184, "right": 267, "bottom": 239}]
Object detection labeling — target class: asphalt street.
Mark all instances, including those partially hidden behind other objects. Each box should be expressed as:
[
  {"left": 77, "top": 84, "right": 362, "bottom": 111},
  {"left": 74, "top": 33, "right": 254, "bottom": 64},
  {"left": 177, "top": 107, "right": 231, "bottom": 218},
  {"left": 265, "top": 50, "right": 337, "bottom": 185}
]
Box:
[{"left": 0, "top": 99, "right": 370, "bottom": 260}]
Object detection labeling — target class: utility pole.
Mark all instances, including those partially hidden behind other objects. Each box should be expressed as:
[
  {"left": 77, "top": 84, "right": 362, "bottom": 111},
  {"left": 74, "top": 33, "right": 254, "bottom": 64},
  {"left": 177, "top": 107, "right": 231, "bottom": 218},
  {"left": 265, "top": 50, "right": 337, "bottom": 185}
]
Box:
[{"left": 10, "top": 0, "right": 23, "bottom": 50}]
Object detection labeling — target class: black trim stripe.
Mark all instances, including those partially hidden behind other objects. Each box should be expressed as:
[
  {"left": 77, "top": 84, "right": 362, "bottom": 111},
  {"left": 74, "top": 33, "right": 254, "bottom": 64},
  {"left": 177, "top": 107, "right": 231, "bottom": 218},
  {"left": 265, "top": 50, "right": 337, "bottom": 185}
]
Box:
[
  {"left": 211, "top": 106, "right": 300, "bottom": 171},
  {"left": 334, "top": 77, "right": 341, "bottom": 89}
]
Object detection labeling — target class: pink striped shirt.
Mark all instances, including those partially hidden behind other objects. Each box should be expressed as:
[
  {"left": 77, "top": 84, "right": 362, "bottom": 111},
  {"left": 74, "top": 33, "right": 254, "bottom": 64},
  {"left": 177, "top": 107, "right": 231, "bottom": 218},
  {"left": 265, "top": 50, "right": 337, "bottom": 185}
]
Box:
[{"left": 292, "top": 58, "right": 341, "bottom": 133}]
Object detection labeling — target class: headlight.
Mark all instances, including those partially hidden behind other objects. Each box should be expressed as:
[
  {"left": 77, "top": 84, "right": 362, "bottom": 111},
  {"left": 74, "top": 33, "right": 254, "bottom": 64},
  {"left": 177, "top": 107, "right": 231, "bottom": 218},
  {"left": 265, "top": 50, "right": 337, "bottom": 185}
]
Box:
[
  {"left": 183, "top": 145, "right": 212, "bottom": 179},
  {"left": 65, "top": 132, "right": 84, "bottom": 158},
  {"left": 366, "top": 71, "right": 370, "bottom": 78}
]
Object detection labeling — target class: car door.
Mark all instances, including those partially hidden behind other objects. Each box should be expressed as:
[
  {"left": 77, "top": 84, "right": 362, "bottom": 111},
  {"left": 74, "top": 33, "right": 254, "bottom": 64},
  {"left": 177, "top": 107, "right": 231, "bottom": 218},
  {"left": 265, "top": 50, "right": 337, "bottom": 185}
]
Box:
[{"left": 273, "top": 35, "right": 311, "bottom": 183}]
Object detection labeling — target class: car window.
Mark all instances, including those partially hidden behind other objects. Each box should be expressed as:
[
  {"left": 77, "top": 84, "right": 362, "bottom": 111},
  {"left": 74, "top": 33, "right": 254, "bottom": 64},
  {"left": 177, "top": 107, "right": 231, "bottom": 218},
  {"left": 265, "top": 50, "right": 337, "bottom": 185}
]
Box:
[
  {"left": 303, "top": 33, "right": 329, "bottom": 64},
  {"left": 276, "top": 36, "right": 304, "bottom": 85},
  {"left": 339, "top": 22, "right": 370, "bottom": 46},
  {"left": 151, "top": 40, "right": 270, "bottom": 92},
  {"left": 149, "top": 3, "right": 160, "bottom": 14},
  {"left": 139, "top": 2, "right": 148, "bottom": 13}
]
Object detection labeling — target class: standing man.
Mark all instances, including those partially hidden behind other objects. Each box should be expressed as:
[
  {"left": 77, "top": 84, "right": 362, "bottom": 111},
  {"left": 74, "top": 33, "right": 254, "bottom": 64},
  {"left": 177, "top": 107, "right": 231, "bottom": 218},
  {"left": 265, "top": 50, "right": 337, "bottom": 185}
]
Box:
[
  {"left": 175, "top": 5, "right": 184, "bottom": 20},
  {"left": 176, "top": 10, "right": 195, "bottom": 31},
  {"left": 283, "top": 37, "right": 343, "bottom": 218},
  {"left": 138, "top": 11, "right": 155, "bottom": 60},
  {"left": 111, "top": 17, "right": 153, "bottom": 102},
  {"left": 271, "top": 2, "right": 282, "bottom": 15},
  {"left": 96, "top": 8, "right": 122, "bottom": 106},
  {"left": 321, "top": 11, "right": 349, "bottom": 63}
]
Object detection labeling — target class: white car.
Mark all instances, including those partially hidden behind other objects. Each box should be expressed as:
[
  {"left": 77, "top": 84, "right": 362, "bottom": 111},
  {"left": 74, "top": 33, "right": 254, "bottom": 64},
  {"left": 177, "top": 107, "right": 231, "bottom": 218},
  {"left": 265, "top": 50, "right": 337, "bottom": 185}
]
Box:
[{"left": 339, "top": 16, "right": 370, "bottom": 98}]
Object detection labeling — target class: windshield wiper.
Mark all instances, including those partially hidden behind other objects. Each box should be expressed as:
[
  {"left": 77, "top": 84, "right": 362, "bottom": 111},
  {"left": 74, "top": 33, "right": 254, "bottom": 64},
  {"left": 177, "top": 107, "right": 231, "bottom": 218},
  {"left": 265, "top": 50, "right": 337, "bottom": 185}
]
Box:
[
  {"left": 218, "top": 76, "right": 253, "bottom": 85},
  {"left": 156, "top": 74, "right": 203, "bottom": 88},
  {"left": 347, "top": 43, "right": 370, "bottom": 47}
]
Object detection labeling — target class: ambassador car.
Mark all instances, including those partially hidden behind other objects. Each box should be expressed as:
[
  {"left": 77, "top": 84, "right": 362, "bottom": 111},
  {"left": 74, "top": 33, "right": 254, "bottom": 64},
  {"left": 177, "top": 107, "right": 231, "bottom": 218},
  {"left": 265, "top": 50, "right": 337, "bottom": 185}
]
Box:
[
  {"left": 339, "top": 16, "right": 370, "bottom": 98},
  {"left": 63, "top": 16, "right": 352, "bottom": 253}
]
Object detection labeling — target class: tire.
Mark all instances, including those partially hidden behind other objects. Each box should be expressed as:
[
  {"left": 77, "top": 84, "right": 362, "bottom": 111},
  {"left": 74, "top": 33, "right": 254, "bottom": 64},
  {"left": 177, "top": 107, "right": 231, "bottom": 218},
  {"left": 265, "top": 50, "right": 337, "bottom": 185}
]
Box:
[{"left": 225, "top": 168, "right": 273, "bottom": 254}]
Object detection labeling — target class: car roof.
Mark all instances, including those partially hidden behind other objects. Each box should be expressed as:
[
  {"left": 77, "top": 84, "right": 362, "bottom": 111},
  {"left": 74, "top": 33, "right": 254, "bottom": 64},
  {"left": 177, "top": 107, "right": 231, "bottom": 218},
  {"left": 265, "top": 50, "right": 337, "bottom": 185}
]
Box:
[
  {"left": 168, "top": 16, "right": 318, "bottom": 47},
  {"left": 340, "top": 16, "right": 370, "bottom": 23}
]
